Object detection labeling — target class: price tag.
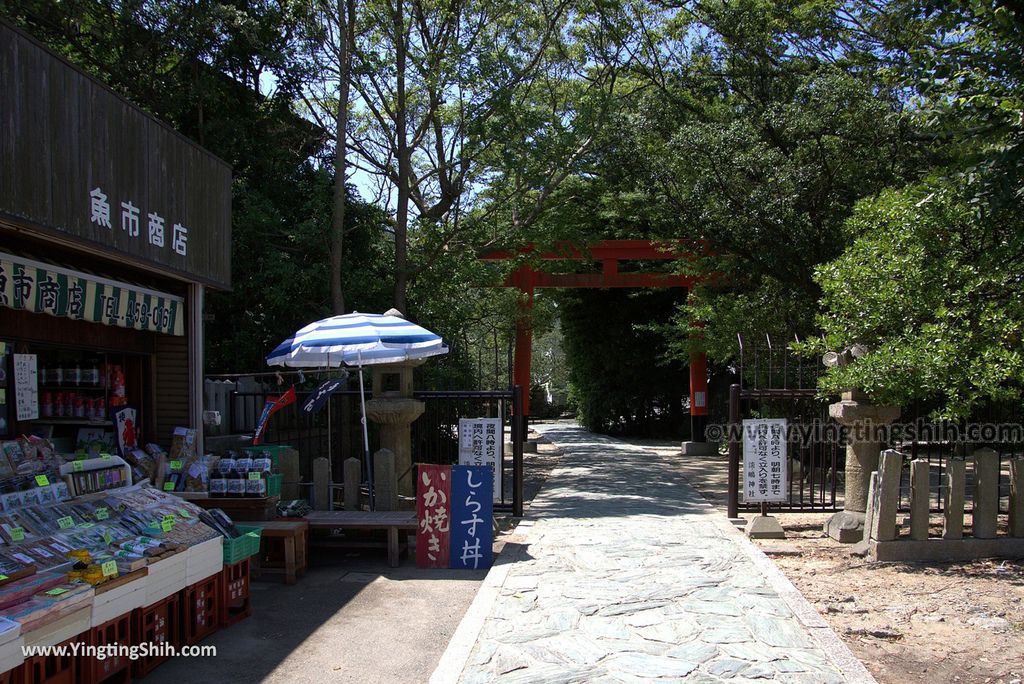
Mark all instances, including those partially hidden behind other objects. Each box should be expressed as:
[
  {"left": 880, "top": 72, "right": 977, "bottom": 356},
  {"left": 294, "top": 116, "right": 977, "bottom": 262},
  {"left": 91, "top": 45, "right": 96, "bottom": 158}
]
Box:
[
  {"left": 163, "top": 482, "right": 175, "bottom": 491},
  {"left": 100, "top": 452, "right": 112, "bottom": 460},
  {"left": 248, "top": 472, "right": 261, "bottom": 481},
  {"left": 177, "top": 508, "right": 191, "bottom": 519},
  {"left": 170, "top": 460, "right": 183, "bottom": 471},
  {"left": 95, "top": 508, "right": 110, "bottom": 520},
  {"left": 78, "top": 522, "right": 95, "bottom": 529},
  {"left": 34, "top": 475, "right": 49, "bottom": 487},
  {"left": 101, "top": 560, "right": 117, "bottom": 577},
  {"left": 163, "top": 514, "right": 176, "bottom": 524},
  {"left": 57, "top": 516, "right": 74, "bottom": 530},
  {"left": 161, "top": 519, "right": 174, "bottom": 532},
  {"left": 10, "top": 528, "right": 24, "bottom": 542},
  {"left": 102, "top": 529, "right": 113, "bottom": 545},
  {"left": 0, "top": 575, "right": 8, "bottom": 582},
  {"left": 45, "top": 588, "right": 67, "bottom": 597},
  {"left": 73, "top": 461, "right": 84, "bottom": 472}
]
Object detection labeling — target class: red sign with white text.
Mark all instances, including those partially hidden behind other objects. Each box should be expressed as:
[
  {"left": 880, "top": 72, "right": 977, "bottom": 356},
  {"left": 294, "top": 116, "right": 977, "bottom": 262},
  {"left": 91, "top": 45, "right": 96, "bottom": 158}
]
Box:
[{"left": 416, "top": 464, "right": 452, "bottom": 568}]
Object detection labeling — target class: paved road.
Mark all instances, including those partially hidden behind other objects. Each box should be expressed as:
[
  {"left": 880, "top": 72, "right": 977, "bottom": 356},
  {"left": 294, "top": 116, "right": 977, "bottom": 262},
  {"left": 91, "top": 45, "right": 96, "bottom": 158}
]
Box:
[{"left": 432, "top": 423, "right": 874, "bottom": 683}]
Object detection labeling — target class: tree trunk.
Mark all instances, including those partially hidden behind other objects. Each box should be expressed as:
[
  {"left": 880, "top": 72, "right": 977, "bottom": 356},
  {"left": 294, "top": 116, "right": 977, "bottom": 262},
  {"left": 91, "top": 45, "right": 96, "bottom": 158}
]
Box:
[
  {"left": 392, "top": 0, "right": 409, "bottom": 314},
  {"left": 329, "top": 0, "right": 354, "bottom": 315}
]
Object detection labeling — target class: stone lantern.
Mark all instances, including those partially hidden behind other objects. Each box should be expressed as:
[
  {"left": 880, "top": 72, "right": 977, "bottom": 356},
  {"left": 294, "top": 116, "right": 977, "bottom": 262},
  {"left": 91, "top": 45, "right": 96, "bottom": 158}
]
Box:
[
  {"left": 822, "top": 348, "right": 901, "bottom": 542},
  {"left": 364, "top": 360, "right": 425, "bottom": 500}
]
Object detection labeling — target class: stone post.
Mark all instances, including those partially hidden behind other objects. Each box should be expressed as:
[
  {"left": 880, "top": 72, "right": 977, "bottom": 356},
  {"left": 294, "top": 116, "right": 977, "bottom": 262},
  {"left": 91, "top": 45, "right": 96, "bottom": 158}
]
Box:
[
  {"left": 909, "top": 459, "right": 930, "bottom": 541},
  {"left": 343, "top": 457, "right": 361, "bottom": 511},
  {"left": 869, "top": 449, "right": 904, "bottom": 542},
  {"left": 824, "top": 390, "right": 900, "bottom": 542},
  {"left": 279, "top": 447, "right": 301, "bottom": 501},
  {"left": 374, "top": 448, "right": 398, "bottom": 511},
  {"left": 312, "top": 457, "right": 330, "bottom": 511},
  {"left": 1010, "top": 458, "right": 1024, "bottom": 538},
  {"left": 972, "top": 448, "right": 1000, "bottom": 539},
  {"left": 943, "top": 459, "right": 966, "bottom": 540}
]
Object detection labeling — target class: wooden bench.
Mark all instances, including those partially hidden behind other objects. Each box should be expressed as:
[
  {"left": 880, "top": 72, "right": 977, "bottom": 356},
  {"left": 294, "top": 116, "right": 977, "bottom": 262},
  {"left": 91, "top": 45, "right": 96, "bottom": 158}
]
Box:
[
  {"left": 304, "top": 511, "right": 417, "bottom": 567},
  {"left": 248, "top": 520, "right": 309, "bottom": 585}
]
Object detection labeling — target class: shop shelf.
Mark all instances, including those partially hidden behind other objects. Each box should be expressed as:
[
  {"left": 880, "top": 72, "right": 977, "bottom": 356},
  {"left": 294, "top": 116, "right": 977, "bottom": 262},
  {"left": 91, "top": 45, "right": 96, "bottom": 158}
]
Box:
[
  {"left": 131, "top": 593, "right": 181, "bottom": 679},
  {"left": 219, "top": 559, "right": 251, "bottom": 627},
  {"left": 184, "top": 575, "right": 220, "bottom": 645},
  {"left": 81, "top": 614, "right": 131, "bottom": 684},
  {"left": 222, "top": 526, "right": 262, "bottom": 565},
  {"left": 28, "top": 419, "right": 112, "bottom": 426}
]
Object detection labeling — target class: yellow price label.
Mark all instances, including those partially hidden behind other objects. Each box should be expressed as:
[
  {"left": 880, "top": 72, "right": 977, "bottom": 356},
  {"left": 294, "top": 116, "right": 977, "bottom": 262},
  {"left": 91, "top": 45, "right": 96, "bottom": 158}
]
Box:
[
  {"left": 57, "top": 517, "right": 74, "bottom": 530},
  {"left": 102, "top": 530, "right": 113, "bottom": 545},
  {"left": 34, "top": 475, "right": 49, "bottom": 487},
  {"left": 0, "top": 575, "right": 7, "bottom": 581},
  {"left": 73, "top": 461, "right": 84, "bottom": 472},
  {"left": 95, "top": 508, "right": 109, "bottom": 520},
  {"left": 248, "top": 472, "right": 261, "bottom": 481},
  {"left": 101, "top": 560, "right": 117, "bottom": 577},
  {"left": 100, "top": 453, "right": 112, "bottom": 460},
  {"left": 163, "top": 482, "right": 175, "bottom": 491},
  {"left": 161, "top": 519, "right": 174, "bottom": 532},
  {"left": 177, "top": 508, "right": 191, "bottom": 519},
  {"left": 10, "top": 528, "right": 24, "bottom": 542},
  {"left": 45, "top": 588, "right": 67, "bottom": 597}
]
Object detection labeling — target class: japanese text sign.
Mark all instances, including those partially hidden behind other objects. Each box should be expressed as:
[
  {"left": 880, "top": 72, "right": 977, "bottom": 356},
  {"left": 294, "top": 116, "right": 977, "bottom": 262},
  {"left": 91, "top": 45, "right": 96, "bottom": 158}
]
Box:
[
  {"left": 417, "top": 464, "right": 493, "bottom": 570},
  {"left": 458, "top": 418, "right": 502, "bottom": 503},
  {"left": 742, "top": 418, "right": 788, "bottom": 503}
]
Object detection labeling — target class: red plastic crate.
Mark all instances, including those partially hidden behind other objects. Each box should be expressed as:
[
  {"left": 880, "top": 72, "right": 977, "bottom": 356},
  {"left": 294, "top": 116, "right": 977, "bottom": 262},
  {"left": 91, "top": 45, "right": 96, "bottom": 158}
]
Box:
[
  {"left": 82, "top": 614, "right": 132, "bottom": 684},
  {"left": 219, "top": 559, "right": 251, "bottom": 627},
  {"left": 23, "top": 634, "right": 77, "bottom": 684},
  {"left": 131, "top": 593, "right": 181, "bottom": 679},
  {"left": 184, "top": 575, "right": 220, "bottom": 645}
]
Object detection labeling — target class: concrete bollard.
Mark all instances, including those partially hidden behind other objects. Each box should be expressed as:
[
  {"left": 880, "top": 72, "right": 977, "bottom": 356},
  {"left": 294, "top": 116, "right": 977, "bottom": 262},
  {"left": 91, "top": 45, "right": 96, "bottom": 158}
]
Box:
[
  {"left": 374, "top": 448, "right": 398, "bottom": 511},
  {"left": 972, "top": 448, "right": 1000, "bottom": 539},
  {"left": 943, "top": 459, "right": 966, "bottom": 540},
  {"left": 312, "top": 457, "right": 330, "bottom": 511},
  {"left": 870, "top": 449, "right": 904, "bottom": 542},
  {"left": 343, "top": 457, "right": 361, "bottom": 511},
  {"left": 863, "top": 472, "right": 880, "bottom": 542},
  {"left": 910, "top": 459, "right": 930, "bottom": 541},
  {"left": 1009, "top": 458, "right": 1024, "bottom": 538}
]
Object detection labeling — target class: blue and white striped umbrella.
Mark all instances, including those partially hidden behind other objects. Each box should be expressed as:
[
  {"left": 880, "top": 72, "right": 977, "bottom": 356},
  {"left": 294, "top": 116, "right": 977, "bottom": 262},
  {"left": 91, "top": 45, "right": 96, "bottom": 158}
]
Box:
[{"left": 266, "top": 312, "right": 448, "bottom": 368}]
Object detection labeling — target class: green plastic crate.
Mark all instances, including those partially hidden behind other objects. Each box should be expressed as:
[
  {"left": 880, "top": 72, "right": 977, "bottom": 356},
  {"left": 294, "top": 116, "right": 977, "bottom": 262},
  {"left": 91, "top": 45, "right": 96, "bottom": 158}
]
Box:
[{"left": 223, "top": 525, "right": 262, "bottom": 565}]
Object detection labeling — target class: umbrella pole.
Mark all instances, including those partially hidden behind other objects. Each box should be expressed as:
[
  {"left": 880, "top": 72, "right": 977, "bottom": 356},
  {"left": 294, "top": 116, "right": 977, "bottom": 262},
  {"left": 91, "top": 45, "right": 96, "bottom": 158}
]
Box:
[{"left": 358, "top": 359, "right": 375, "bottom": 510}]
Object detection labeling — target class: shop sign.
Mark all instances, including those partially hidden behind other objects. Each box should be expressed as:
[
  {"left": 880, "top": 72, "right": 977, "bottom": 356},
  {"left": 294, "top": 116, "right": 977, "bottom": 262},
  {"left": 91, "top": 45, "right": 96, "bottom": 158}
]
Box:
[
  {"left": 1, "top": 24, "right": 231, "bottom": 288},
  {"left": 742, "top": 418, "right": 788, "bottom": 503},
  {"left": 0, "top": 253, "right": 184, "bottom": 335},
  {"left": 416, "top": 464, "right": 493, "bottom": 570},
  {"left": 457, "top": 418, "right": 502, "bottom": 503}
]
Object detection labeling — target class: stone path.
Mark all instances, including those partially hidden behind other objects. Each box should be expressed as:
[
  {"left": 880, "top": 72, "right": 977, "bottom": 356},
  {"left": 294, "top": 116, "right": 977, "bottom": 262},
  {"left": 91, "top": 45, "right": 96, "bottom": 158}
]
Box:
[{"left": 431, "top": 423, "right": 875, "bottom": 683}]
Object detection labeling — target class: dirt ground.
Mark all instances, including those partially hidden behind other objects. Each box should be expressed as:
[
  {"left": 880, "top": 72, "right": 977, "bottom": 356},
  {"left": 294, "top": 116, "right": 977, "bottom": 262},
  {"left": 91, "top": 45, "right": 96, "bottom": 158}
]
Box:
[{"left": 632, "top": 438, "right": 1024, "bottom": 684}]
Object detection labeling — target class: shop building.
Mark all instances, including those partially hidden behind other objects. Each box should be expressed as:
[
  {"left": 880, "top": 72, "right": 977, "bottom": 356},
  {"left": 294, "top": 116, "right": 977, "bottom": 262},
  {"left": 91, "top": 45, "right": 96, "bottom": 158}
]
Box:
[{"left": 0, "top": 20, "right": 231, "bottom": 456}]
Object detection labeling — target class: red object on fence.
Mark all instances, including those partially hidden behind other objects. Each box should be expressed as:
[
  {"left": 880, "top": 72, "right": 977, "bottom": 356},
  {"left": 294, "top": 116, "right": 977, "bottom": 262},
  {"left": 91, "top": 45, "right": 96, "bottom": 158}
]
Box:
[
  {"left": 83, "top": 615, "right": 132, "bottom": 684},
  {"left": 185, "top": 575, "right": 221, "bottom": 644},
  {"left": 219, "top": 559, "right": 251, "bottom": 626},
  {"left": 416, "top": 464, "right": 452, "bottom": 568}
]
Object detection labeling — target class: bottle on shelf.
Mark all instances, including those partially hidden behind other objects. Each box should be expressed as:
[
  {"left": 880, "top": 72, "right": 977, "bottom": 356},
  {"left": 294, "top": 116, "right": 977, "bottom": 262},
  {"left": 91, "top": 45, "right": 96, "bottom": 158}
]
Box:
[
  {"left": 51, "top": 364, "right": 63, "bottom": 386},
  {"left": 223, "top": 452, "right": 243, "bottom": 498},
  {"left": 246, "top": 457, "right": 269, "bottom": 497},
  {"left": 209, "top": 457, "right": 228, "bottom": 496}
]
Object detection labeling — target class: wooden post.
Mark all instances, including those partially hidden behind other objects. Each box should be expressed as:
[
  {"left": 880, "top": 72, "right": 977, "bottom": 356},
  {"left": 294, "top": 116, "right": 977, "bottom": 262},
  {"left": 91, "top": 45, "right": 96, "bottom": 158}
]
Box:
[
  {"left": 972, "top": 448, "right": 1000, "bottom": 539},
  {"left": 943, "top": 459, "right": 966, "bottom": 540},
  {"left": 312, "top": 457, "right": 330, "bottom": 511},
  {"left": 343, "top": 457, "right": 361, "bottom": 511},
  {"left": 1009, "top": 458, "right": 1024, "bottom": 538},
  {"left": 870, "top": 449, "right": 903, "bottom": 542},
  {"left": 863, "top": 472, "right": 880, "bottom": 542},
  {"left": 910, "top": 459, "right": 930, "bottom": 541}
]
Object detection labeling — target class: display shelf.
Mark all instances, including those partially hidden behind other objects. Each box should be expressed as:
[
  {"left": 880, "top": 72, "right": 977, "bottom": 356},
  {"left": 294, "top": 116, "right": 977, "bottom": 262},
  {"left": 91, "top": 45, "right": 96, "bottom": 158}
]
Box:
[{"left": 29, "top": 419, "right": 112, "bottom": 426}]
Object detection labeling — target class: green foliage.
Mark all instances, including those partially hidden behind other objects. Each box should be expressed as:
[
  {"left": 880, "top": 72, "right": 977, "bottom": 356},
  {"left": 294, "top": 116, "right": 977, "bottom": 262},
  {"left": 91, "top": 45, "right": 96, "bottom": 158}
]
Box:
[
  {"left": 808, "top": 180, "right": 1024, "bottom": 418},
  {"left": 560, "top": 289, "right": 688, "bottom": 437}
]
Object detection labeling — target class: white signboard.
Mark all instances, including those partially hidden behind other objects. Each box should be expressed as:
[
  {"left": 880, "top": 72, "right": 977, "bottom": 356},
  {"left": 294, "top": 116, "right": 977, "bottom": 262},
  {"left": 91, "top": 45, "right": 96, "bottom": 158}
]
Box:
[
  {"left": 13, "top": 354, "right": 39, "bottom": 422},
  {"left": 458, "top": 418, "right": 502, "bottom": 503},
  {"left": 742, "top": 418, "right": 788, "bottom": 503}
]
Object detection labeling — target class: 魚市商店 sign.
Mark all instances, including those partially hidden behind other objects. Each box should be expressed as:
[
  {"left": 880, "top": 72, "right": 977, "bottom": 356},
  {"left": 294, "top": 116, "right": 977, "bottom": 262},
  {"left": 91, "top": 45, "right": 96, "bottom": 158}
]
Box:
[
  {"left": 742, "top": 418, "right": 788, "bottom": 503},
  {"left": 0, "top": 253, "right": 184, "bottom": 336}
]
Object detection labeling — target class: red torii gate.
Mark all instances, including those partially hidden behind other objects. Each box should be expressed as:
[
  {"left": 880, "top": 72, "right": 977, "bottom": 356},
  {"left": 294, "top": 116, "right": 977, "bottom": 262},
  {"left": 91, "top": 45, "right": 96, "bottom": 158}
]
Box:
[{"left": 481, "top": 239, "right": 712, "bottom": 449}]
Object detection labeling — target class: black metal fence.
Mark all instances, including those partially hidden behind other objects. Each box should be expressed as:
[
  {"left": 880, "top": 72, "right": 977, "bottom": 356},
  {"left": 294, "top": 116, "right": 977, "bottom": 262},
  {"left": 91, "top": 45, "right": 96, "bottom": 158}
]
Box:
[
  {"left": 210, "top": 383, "right": 525, "bottom": 514},
  {"left": 727, "top": 335, "right": 1021, "bottom": 517}
]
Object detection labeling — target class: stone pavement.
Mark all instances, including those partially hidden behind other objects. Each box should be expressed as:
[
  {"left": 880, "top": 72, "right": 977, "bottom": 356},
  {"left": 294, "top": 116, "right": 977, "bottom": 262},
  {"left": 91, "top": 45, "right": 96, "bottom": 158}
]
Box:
[{"left": 431, "top": 423, "right": 875, "bottom": 683}]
